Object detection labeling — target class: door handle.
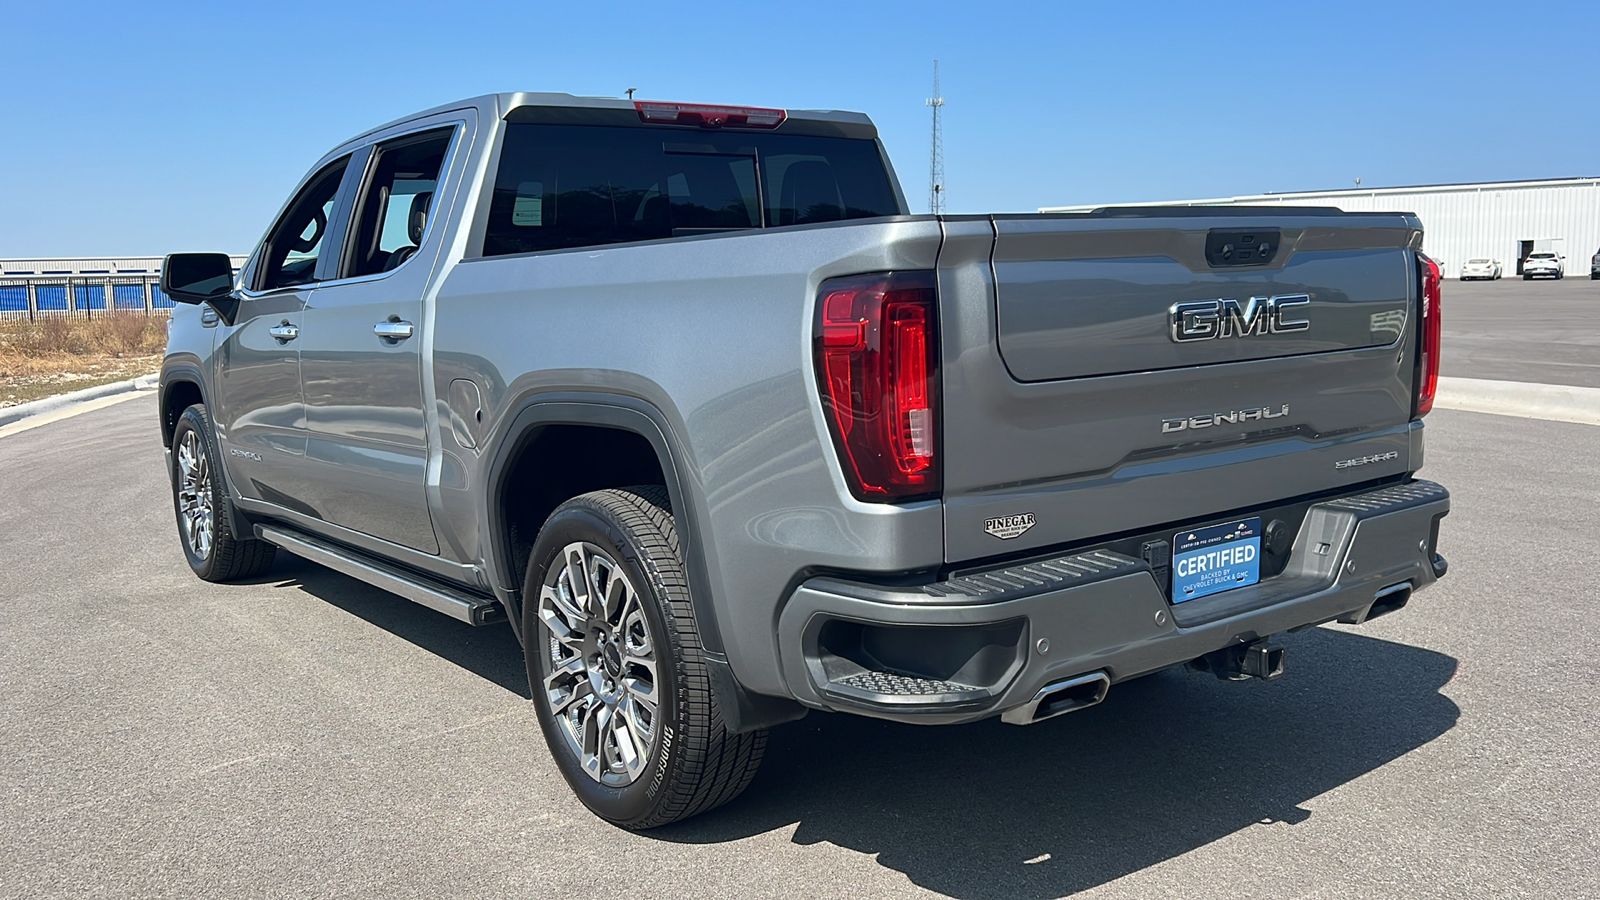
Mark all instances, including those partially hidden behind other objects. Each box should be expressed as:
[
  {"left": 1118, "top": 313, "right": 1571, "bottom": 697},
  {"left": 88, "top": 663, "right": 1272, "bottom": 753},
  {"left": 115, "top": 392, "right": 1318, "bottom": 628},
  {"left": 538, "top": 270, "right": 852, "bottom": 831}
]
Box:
[
  {"left": 268, "top": 321, "right": 299, "bottom": 343},
  {"left": 374, "top": 320, "right": 415, "bottom": 343}
]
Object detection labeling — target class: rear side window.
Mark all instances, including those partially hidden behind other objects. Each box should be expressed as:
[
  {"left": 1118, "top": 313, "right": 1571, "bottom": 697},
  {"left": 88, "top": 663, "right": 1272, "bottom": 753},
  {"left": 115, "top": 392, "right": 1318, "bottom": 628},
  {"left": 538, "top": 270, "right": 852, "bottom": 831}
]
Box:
[
  {"left": 482, "top": 123, "right": 899, "bottom": 257},
  {"left": 344, "top": 128, "right": 454, "bottom": 278}
]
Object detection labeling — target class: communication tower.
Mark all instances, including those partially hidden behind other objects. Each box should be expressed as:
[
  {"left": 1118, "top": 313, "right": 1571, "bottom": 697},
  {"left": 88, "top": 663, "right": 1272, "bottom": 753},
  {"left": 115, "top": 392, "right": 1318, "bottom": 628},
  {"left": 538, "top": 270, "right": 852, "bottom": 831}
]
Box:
[{"left": 926, "top": 61, "right": 945, "bottom": 215}]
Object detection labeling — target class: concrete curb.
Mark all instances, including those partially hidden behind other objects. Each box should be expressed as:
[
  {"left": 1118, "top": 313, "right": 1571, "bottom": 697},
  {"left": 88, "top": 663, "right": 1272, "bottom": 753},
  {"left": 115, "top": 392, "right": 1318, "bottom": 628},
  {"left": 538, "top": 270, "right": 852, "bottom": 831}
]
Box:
[
  {"left": 1435, "top": 376, "right": 1600, "bottom": 426},
  {"left": 0, "top": 373, "right": 159, "bottom": 428}
]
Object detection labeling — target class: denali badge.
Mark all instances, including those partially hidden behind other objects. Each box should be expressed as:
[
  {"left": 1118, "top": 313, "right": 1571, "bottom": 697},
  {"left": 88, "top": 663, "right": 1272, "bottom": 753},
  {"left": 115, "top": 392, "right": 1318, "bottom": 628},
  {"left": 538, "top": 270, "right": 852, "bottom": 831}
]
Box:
[
  {"left": 1335, "top": 451, "right": 1399, "bottom": 469},
  {"left": 985, "top": 513, "right": 1036, "bottom": 540},
  {"left": 1162, "top": 405, "right": 1289, "bottom": 433},
  {"left": 1170, "top": 294, "right": 1311, "bottom": 343}
]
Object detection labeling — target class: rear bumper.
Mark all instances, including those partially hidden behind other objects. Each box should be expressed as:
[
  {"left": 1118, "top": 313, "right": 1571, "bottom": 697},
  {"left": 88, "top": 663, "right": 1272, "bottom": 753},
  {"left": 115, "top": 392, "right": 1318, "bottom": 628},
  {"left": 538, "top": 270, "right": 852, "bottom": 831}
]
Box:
[{"left": 776, "top": 480, "right": 1450, "bottom": 725}]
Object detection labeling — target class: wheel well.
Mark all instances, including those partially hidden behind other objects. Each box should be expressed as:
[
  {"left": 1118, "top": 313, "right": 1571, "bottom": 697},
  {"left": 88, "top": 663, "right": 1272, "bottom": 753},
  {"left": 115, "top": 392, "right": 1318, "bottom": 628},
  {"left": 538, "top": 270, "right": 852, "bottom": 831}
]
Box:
[
  {"left": 500, "top": 424, "right": 667, "bottom": 594},
  {"left": 161, "top": 380, "right": 204, "bottom": 447}
]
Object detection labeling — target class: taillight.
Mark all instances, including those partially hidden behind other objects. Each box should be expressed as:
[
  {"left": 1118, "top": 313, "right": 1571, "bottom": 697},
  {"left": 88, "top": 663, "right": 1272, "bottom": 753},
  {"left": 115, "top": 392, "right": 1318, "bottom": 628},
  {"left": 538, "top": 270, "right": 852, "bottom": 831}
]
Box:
[
  {"left": 634, "top": 101, "right": 786, "bottom": 129},
  {"left": 814, "top": 271, "right": 940, "bottom": 501},
  {"left": 1416, "top": 254, "right": 1442, "bottom": 417}
]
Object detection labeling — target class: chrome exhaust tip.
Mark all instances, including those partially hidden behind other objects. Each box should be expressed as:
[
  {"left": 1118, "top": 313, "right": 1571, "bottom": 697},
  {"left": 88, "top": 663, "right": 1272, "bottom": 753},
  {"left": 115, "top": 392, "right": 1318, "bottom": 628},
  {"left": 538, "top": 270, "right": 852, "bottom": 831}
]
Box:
[
  {"left": 1338, "top": 582, "right": 1414, "bottom": 625},
  {"left": 1001, "top": 671, "right": 1110, "bottom": 725}
]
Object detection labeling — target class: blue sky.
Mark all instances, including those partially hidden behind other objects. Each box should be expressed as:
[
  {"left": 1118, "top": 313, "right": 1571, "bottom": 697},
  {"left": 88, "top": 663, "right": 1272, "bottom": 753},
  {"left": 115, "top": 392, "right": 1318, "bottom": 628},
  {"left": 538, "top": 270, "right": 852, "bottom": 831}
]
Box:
[{"left": 2, "top": 0, "right": 1595, "bottom": 257}]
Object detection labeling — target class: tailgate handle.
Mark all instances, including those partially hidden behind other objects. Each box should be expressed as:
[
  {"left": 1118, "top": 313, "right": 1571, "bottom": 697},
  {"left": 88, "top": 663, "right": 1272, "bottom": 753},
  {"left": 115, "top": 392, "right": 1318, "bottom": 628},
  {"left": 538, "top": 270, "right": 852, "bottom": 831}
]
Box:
[{"left": 1206, "top": 229, "right": 1281, "bottom": 268}]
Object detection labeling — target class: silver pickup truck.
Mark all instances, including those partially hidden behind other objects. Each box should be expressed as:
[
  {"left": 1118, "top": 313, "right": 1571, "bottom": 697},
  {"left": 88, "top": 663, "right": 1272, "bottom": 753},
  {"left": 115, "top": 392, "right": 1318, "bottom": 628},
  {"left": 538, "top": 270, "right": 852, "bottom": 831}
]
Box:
[{"left": 158, "top": 92, "right": 1450, "bottom": 828}]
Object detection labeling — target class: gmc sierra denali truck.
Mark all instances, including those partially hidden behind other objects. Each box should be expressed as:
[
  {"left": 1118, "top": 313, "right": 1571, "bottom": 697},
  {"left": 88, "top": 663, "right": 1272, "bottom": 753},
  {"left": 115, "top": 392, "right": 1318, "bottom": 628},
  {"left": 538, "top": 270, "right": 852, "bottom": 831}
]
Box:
[{"left": 158, "top": 92, "right": 1450, "bottom": 828}]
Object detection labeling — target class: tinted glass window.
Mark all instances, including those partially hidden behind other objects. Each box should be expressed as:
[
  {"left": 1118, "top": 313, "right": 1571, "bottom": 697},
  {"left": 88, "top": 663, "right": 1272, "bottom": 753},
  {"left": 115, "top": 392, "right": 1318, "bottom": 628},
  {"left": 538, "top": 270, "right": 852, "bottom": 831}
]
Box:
[
  {"left": 483, "top": 124, "right": 899, "bottom": 257},
  {"left": 345, "top": 128, "right": 454, "bottom": 278},
  {"left": 258, "top": 157, "right": 350, "bottom": 290}
]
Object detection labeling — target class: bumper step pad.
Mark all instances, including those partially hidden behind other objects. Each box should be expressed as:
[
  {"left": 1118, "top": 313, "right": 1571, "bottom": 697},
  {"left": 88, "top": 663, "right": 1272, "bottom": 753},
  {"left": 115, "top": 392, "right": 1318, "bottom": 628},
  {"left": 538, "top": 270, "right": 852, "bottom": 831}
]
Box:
[
  {"left": 1324, "top": 479, "right": 1448, "bottom": 514},
  {"left": 831, "top": 671, "right": 983, "bottom": 697},
  {"left": 921, "top": 549, "right": 1144, "bottom": 602}
]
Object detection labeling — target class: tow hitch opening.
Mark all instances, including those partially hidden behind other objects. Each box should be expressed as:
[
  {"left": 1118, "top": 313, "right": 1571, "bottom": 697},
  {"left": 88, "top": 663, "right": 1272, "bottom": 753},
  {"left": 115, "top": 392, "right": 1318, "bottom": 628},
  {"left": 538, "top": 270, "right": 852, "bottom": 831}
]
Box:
[{"left": 1187, "top": 639, "right": 1286, "bottom": 682}]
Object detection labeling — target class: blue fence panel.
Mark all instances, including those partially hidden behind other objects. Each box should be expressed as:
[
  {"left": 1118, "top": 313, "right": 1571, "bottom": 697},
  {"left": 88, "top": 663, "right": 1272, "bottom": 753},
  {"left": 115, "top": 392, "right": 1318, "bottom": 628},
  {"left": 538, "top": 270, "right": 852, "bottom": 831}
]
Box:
[
  {"left": 35, "top": 284, "right": 68, "bottom": 311},
  {"left": 75, "top": 284, "right": 106, "bottom": 310},
  {"left": 113, "top": 284, "right": 147, "bottom": 310},
  {"left": 150, "top": 285, "right": 174, "bottom": 309},
  {"left": 0, "top": 286, "right": 26, "bottom": 312}
]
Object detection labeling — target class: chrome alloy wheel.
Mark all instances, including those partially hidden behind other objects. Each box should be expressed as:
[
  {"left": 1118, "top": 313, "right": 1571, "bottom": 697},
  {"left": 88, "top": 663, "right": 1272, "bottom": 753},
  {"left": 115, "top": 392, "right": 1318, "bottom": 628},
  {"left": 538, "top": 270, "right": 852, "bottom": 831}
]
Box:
[
  {"left": 176, "top": 430, "right": 214, "bottom": 560},
  {"left": 538, "top": 541, "right": 660, "bottom": 786}
]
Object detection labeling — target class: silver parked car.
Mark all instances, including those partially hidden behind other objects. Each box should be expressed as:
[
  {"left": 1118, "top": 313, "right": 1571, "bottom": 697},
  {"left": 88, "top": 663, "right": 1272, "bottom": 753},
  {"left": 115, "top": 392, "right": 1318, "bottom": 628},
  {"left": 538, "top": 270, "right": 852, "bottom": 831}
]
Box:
[
  {"left": 1460, "top": 258, "right": 1501, "bottom": 280},
  {"left": 156, "top": 92, "right": 1452, "bottom": 828},
  {"left": 1523, "top": 252, "right": 1565, "bottom": 279}
]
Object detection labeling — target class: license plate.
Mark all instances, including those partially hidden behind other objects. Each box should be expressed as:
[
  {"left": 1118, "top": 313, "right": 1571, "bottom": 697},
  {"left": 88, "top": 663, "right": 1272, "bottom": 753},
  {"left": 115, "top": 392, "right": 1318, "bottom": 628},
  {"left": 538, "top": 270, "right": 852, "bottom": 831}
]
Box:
[{"left": 1171, "top": 517, "right": 1262, "bottom": 603}]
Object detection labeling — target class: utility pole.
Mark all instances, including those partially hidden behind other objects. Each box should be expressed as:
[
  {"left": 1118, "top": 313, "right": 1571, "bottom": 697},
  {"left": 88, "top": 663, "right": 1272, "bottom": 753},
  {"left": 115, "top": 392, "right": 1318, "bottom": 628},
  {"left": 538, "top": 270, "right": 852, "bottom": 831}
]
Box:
[
  {"left": 626, "top": 87, "right": 637, "bottom": 100},
  {"left": 926, "top": 61, "right": 945, "bottom": 215}
]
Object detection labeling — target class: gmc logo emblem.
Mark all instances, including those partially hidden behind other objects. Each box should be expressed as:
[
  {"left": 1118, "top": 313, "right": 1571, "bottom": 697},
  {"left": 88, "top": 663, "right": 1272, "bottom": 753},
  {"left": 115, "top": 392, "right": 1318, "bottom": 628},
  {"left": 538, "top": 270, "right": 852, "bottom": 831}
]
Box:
[{"left": 1169, "top": 294, "right": 1311, "bottom": 343}]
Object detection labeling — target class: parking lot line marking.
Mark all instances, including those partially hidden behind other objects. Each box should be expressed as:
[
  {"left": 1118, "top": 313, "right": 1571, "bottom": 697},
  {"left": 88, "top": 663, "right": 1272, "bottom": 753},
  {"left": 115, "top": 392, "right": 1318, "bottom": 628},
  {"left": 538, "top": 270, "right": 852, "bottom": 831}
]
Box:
[{"left": 0, "top": 389, "right": 152, "bottom": 440}]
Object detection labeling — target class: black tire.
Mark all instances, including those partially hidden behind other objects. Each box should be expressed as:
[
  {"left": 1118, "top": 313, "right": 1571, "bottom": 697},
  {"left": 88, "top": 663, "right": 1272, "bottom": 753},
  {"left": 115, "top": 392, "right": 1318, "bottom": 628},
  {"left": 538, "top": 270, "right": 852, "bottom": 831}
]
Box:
[
  {"left": 523, "top": 486, "right": 765, "bottom": 828},
  {"left": 170, "top": 404, "right": 276, "bottom": 582},
  {"left": 1524, "top": 274, "right": 1532, "bottom": 280}
]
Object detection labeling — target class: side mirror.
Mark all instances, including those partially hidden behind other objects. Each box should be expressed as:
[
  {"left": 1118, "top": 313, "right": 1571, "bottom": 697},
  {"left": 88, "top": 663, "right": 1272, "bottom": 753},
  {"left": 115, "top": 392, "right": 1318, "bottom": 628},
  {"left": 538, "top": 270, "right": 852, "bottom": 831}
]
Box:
[{"left": 161, "top": 252, "right": 239, "bottom": 324}]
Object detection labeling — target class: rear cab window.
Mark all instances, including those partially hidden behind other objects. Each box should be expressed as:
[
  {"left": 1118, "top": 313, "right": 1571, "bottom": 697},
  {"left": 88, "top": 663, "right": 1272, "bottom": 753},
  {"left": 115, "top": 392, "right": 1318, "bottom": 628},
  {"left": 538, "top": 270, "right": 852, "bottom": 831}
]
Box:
[{"left": 482, "top": 121, "right": 900, "bottom": 257}]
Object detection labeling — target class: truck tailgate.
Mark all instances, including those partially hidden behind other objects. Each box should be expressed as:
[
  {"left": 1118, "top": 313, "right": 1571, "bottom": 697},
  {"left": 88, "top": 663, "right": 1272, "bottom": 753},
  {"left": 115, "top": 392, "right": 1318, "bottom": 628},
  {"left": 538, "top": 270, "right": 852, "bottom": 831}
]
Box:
[{"left": 936, "top": 211, "right": 1425, "bottom": 564}]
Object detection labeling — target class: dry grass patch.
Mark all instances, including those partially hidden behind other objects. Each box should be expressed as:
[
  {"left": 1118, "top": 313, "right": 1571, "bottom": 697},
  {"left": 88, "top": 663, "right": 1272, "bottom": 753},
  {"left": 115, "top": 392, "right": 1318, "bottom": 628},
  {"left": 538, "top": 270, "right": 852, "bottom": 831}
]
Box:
[{"left": 0, "top": 315, "right": 165, "bottom": 407}]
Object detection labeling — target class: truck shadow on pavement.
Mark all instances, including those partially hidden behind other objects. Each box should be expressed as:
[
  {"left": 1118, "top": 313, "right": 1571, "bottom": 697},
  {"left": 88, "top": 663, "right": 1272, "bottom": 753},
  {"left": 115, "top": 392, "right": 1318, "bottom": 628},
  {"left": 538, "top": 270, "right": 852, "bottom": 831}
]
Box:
[
  {"left": 655, "top": 627, "right": 1459, "bottom": 900},
  {"left": 266, "top": 555, "right": 531, "bottom": 696},
  {"left": 264, "top": 557, "right": 1458, "bottom": 899}
]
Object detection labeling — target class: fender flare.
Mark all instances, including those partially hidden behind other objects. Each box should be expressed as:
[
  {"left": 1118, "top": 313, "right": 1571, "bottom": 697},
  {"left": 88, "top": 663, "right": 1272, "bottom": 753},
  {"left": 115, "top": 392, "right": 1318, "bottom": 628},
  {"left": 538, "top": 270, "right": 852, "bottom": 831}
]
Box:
[
  {"left": 481, "top": 392, "right": 807, "bottom": 733},
  {"left": 482, "top": 392, "right": 723, "bottom": 654},
  {"left": 158, "top": 360, "right": 210, "bottom": 448},
  {"left": 158, "top": 361, "right": 255, "bottom": 541}
]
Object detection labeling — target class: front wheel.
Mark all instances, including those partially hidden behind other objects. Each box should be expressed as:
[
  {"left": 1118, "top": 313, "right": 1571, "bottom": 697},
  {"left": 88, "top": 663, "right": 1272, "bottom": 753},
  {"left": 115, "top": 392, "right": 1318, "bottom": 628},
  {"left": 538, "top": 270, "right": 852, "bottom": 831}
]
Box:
[
  {"left": 170, "top": 405, "right": 276, "bottom": 582},
  {"left": 524, "top": 487, "right": 765, "bottom": 828}
]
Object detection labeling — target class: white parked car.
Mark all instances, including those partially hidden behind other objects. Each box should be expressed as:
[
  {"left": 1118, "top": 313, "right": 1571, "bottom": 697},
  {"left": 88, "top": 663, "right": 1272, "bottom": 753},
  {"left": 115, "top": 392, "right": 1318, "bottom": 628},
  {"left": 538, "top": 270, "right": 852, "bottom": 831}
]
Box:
[
  {"left": 1460, "top": 258, "right": 1501, "bottom": 280},
  {"left": 1523, "top": 252, "right": 1564, "bottom": 280}
]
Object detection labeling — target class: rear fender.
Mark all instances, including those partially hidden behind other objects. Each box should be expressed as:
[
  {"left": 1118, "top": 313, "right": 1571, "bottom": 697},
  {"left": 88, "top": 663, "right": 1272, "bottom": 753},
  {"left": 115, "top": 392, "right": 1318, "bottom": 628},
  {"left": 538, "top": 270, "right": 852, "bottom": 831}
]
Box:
[{"left": 481, "top": 392, "right": 804, "bottom": 734}]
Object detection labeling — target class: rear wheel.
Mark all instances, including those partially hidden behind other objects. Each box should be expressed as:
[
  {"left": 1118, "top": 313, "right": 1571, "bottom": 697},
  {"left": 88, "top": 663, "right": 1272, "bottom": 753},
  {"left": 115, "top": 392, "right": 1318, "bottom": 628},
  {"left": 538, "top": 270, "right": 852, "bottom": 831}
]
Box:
[
  {"left": 524, "top": 486, "right": 765, "bottom": 828},
  {"left": 170, "top": 405, "right": 276, "bottom": 582}
]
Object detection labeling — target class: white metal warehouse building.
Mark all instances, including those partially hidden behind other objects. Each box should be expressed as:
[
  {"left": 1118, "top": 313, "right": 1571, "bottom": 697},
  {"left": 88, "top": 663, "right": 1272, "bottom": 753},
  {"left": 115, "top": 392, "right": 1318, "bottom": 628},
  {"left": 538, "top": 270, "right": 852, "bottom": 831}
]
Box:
[
  {"left": 0, "top": 256, "right": 247, "bottom": 318},
  {"left": 1041, "top": 177, "right": 1600, "bottom": 279}
]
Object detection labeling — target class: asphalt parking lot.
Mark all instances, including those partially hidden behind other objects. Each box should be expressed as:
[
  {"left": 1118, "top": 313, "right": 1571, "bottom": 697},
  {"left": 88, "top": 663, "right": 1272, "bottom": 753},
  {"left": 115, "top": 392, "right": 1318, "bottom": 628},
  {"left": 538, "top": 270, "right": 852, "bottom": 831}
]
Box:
[
  {"left": 1441, "top": 274, "right": 1600, "bottom": 387},
  {"left": 2, "top": 392, "right": 1598, "bottom": 899}
]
